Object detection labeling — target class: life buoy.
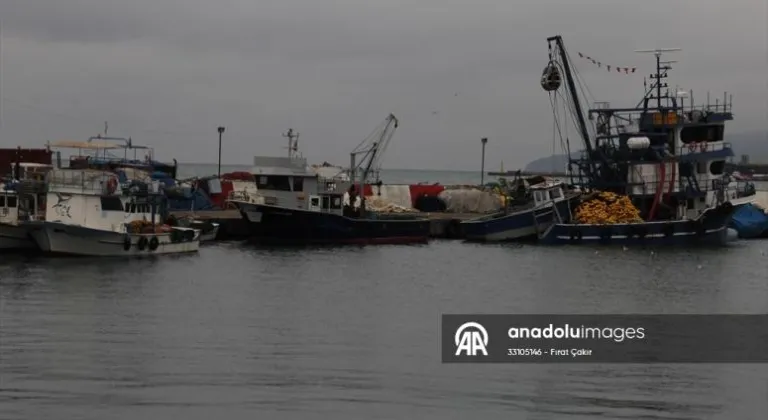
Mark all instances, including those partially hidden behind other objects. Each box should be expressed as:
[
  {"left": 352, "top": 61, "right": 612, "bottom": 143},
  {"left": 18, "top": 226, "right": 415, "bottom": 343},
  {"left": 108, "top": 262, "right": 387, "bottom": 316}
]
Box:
[
  {"left": 107, "top": 177, "right": 118, "bottom": 195},
  {"left": 123, "top": 235, "right": 132, "bottom": 251},
  {"left": 148, "top": 236, "right": 159, "bottom": 251},
  {"left": 687, "top": 143, "right": 696, "bottom": 152},
  {"left": 137, "top": 236, "right": 148, "bottom": 250}
]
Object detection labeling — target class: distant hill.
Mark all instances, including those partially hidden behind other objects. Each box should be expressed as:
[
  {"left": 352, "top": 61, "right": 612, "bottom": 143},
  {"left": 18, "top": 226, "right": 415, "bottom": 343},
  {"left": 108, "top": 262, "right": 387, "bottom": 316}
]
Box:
[{"left": 524, "top": 130, "right": 768, "bottom": 170}]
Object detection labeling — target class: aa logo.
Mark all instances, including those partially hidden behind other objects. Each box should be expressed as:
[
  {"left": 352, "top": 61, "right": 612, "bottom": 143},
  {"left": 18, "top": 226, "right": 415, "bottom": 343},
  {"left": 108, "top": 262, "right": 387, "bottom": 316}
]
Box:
[{"left": 455, "top": 322, "right": 489, "bottom": 356}]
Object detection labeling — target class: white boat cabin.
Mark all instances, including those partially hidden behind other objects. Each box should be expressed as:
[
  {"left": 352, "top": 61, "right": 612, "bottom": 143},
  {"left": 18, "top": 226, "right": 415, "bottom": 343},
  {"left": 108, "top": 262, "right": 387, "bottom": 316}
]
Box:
[
  {"left": 0, "top": 163, "right": 53, "bottom": 224},
  {"left": 250, "top": 156, "right": 320, "bottom": 208},
  {"left": 44, "top": 168, "right": 162, "bottom": 232},
  {"left": 529, "top": 181, "right": 568, "bottom": 207},
  {"left": 0, "top": 189, "right": 20, "bottom": 225}
]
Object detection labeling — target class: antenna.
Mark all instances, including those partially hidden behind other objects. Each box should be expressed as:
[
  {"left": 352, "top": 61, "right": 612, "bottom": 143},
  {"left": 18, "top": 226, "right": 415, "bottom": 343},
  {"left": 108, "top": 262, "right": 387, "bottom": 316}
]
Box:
[
  {"left": 634, "top": 48, "right": 682, "bottom": 56},
  {"left": 282, "top": 128, "right": 300, "bottom": 158},
  {"left": 635, "top": 48, "right": 681, "bottom": 109},
  {"left": 104, "top": 121, "right": 109, "bottom": 137}
]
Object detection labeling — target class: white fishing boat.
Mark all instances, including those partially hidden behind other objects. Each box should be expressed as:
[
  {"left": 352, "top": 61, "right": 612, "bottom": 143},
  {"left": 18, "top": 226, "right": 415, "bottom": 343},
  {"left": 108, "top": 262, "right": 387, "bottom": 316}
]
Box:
[
  {"left": 0, "top": 163, "right": 53, "bottom": 251},
  {"left": 26, "top": 168, "right": 200, "bottom": 256}
]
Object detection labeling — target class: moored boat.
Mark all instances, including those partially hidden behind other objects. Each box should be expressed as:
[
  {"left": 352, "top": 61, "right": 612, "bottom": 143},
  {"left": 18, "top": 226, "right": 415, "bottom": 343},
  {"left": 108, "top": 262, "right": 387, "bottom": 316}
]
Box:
[
  {"left": 231, "top": 114, "right": 431, "bottom": 245},
  {"left": 535, "top": 35, "right": 746, "bottom": 246},
  {"left": 0, "top": 163, "right": 53, "bottom": 251},
  {"left": 462, "top": 180, "right": 579, "bottom": 242},
  {"left": 26, "top": 168, "right": 199, "bottom": 256}
]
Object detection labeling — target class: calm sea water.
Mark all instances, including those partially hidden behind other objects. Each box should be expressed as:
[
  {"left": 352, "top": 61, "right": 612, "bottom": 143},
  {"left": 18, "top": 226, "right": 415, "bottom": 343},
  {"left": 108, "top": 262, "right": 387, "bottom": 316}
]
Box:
[{"left": 1, "top": 240, "right": 767, "bottom": 419}]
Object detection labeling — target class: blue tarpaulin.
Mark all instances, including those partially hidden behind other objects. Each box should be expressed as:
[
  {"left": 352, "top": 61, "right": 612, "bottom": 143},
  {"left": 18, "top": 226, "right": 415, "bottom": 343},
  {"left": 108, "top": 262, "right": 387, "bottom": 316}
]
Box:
[{"left": 728, "top": 204, "right": 768, "bottom": 238}]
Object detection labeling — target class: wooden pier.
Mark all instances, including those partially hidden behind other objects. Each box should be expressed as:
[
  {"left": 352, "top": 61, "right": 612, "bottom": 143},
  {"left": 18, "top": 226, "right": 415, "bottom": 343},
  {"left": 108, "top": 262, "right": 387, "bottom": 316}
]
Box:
[{"left": 168, "top": 210, "right": 479, "bottom": 239}]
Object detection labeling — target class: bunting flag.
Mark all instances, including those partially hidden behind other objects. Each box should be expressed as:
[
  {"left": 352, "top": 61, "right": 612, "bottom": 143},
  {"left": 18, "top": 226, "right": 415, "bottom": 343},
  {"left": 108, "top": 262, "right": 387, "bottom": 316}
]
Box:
[{"left": 577, "top": 52, "right": 636, "bottom": 74}]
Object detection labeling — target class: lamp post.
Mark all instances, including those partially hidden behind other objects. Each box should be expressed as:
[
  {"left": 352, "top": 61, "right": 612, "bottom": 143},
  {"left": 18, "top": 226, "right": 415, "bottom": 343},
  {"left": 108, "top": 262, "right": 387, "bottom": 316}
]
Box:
[
  {"left": 217, "top": 126, "right": 225, "bottom": 178},
  {"left": 480, "top": 137, "right": 488, "bottom": 186}
]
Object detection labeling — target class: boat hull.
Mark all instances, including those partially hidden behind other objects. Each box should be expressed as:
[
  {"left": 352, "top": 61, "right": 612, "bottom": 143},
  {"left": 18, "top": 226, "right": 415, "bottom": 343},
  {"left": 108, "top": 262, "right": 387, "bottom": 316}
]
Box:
[
  {"left": 27, "top": 222, "right": 200, "bottom": 256},
  {"left": 0, "top": 223, "right": 37, "bottom": 250},
  {"left": 199, "top": 223, "right": 220, "bottom": 242},
  {"left": 233, "top": 202, "right": 430, "bottom": 245},
  {"left": 462, "top": 198, "right": 574, "bottom": 242},
  {"left": 538, "top": 202, "right": 740, "bottom": 246}
]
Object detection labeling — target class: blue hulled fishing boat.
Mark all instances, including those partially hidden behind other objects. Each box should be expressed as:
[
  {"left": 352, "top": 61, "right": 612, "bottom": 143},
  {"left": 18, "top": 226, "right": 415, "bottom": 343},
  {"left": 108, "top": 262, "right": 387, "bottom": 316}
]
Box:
[
  {"left": 536, "top": 35, "right": 752, "bottom": 246},
  {"left": 462, "top": 180, "right": 579, "bottom": 242},
  {"left": 229, "top": 114, "right": 431, "bottom": 245}
]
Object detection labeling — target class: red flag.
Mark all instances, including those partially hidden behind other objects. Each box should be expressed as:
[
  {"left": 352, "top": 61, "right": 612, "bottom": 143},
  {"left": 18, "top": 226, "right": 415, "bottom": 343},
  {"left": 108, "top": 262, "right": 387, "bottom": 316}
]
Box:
[
  {"left": 624, "top": 68, "right": 629, "bottom": 74},
  {"left": 607, "top": 65, "right": 611, "bottom": 71},
  {"left": 578, "top": 52, "right": 584, "bottom": 57},
  {"left": 597, "top": 62, "right": 601, "bottom": 67},
  {"left": 617, "top": 67, "right": 621, "bottom": 72},
  {"left": 631, "top": 68, "right": 636, "bottom": 73}
]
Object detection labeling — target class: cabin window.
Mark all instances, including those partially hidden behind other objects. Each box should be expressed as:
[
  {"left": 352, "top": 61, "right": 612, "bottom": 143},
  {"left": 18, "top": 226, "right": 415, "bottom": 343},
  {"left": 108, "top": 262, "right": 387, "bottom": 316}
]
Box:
[
  {"left": 310, "top": 197, "right": 320, "bottom": 207},
  {"left": 292, "top": 177, "right": 304, "bottom": 192},
  {"left": 331, "top": 196, "right": 342, "bottom": 209},
  {"left": 549, "top": 188, "right": 562, "bottom": 200},
  {"left": 256, "top": 175, "right": 292, "bottom": 191},
  {"left": 697, "top": 162, "right": 707, "bottom": 174},
  {"left": 0, "top": 196, "right": 4, "bottom": 207},
  {"left": 101, "top": 196, "right": 124, "bottom": 211},
  {"left": 322, "top": 196, "right": 330, "bottom": 209},
  {"left": 2, "top": 196, "right": 15, "bottom": 208},
  {"left": 680, "top": 125, "right": 724, "bottom": 143},
  {"left": 709, "top": 161, "right": 725, "bottom": 175}
]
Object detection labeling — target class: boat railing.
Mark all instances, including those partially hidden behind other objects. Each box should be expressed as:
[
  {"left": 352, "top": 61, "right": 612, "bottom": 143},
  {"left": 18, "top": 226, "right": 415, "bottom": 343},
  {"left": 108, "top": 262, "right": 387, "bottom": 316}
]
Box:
[
  {"left": 47, "top": 170, "right": 116, "bottom": 194},
  {"left": 677, "top": 141, "right": 732, "bottom": 156}
]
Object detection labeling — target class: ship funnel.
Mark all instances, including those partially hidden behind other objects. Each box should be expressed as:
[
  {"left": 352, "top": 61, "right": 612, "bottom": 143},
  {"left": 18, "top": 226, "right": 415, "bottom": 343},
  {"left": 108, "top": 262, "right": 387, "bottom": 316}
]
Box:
[{"left": 541, "top": 61, "right": 562, "bottom": 92}]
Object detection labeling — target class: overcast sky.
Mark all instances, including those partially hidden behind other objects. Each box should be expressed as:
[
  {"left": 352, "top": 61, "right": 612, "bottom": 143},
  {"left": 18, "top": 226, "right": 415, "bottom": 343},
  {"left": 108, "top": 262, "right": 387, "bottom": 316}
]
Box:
[{"left": 0, "top": 0, "right": 765, "bottom": 171}]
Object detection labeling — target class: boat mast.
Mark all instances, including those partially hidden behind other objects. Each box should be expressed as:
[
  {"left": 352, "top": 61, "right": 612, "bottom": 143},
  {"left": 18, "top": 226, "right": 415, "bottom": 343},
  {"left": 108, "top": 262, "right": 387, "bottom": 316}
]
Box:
[
  {"left": 547, "top": 37, "right": 592, "bottom": 158},
  {"left": 348, "top": 114, "right": 399, "bottom": 216},
  {"left": 282, "top": 128, "right": 300, "bottom": 159}
]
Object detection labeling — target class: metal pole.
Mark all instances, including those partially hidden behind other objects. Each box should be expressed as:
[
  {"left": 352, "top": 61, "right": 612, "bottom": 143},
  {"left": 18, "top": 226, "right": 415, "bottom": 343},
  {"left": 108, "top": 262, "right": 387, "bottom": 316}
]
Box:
[
  {"left": 480, "top": 137, "right": 488, "bottom": 186},
  {"left": 217, "top": 126, "right": 225, "bottom": 178}
]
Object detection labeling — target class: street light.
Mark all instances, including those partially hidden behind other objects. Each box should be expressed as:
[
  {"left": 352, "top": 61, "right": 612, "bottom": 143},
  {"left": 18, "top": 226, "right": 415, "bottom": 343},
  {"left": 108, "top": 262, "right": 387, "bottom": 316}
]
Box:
[
  {"left": 480, "top": 137, "right": 488, "bottom": 186},
  {"left": 217, "top": 126, "right": 225, "bottom": 178}
]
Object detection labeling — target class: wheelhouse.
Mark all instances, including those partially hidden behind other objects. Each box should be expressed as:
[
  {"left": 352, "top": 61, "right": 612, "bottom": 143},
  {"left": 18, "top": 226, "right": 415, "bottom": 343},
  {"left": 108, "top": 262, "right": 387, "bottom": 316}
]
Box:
[{"left": 530, "top": 181, "right": 567, "bottom": 207}]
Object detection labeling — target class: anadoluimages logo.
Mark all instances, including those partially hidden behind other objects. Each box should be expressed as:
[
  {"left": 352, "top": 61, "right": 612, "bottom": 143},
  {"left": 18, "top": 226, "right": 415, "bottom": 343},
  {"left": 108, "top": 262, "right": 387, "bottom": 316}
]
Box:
[{"left": 455, "top": 322, "right": 489, "bottom": 356}]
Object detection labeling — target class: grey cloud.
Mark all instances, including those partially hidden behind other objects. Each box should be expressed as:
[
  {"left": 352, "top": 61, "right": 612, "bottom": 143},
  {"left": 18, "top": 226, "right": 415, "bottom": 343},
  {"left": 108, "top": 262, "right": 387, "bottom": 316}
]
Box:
[{"left": 0, "top": 0, "right": 765, "bottom": 170}]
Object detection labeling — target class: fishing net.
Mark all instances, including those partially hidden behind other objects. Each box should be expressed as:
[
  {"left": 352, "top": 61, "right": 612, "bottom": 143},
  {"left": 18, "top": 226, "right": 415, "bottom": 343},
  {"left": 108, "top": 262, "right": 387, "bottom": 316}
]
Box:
[{"left": 437, "top": 188, "right": 503, "bottom": 214}]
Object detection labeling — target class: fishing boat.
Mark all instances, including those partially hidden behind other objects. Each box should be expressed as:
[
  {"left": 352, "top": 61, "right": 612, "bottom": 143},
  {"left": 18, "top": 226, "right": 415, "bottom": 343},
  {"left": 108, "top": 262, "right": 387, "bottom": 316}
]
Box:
[
  {"left": 535, "top": 35, "right": 747, "bottom": 246},
  {"left": 167, "top": 216, "right": 220, "bottom": 242},
  {"left": 230, "top": 114, "right": 432, "bottom": 245},
  {"left": 461, "top": 179, "right": 580, "bottom": 242},
  {"left": 0, "top": 163, "right": 53, "bottom": 251},
  {"left": 26, "top": 168, "right": 199, "bottom": 256}
]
